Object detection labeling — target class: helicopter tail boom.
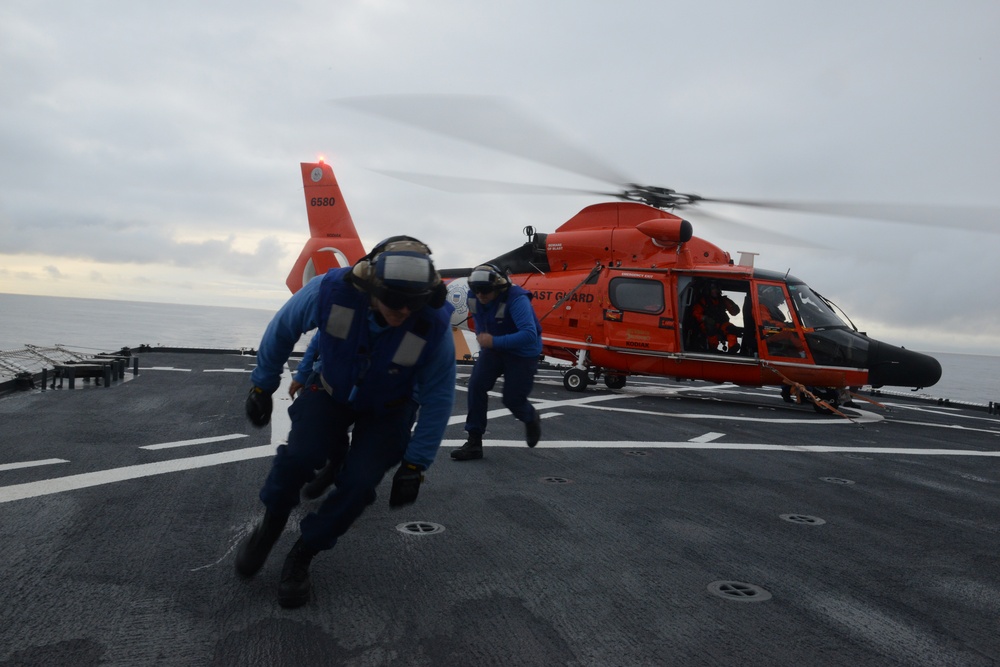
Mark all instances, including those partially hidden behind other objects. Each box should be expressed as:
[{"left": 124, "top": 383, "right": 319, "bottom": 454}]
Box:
[{"left": 285, "top": 160, "right": 367, "bottom": 293}]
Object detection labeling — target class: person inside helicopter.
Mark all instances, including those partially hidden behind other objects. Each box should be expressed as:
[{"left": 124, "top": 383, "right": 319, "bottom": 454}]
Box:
[
  {"left": 757, "top": 284, "right": 805, "bottom": 359},
  {"left": 691, "top": 281, "right": 742, "bottom": 354},
  {"left": 759, "top": 285, "right": 790, "bottom": 326}
]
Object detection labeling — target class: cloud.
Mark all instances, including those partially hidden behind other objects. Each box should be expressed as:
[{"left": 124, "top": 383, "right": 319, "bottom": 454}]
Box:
[
  {"left": 1, "top": 210, "right": 286, "bottom": 276},
  {"left": 0, "top": 0, "right": 998, "bottom": 354}
]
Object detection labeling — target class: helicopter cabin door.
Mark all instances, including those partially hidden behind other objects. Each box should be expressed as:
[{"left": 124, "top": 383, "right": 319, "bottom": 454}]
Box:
[
  {"left": 752, "top": 282, "right": 810, "bottom": 361},
  {"left": 678, "top": 276, "right": 751, "bottom": 355},
  {"left": 602, "top": 273, "right": 675, "bottom": 357}
]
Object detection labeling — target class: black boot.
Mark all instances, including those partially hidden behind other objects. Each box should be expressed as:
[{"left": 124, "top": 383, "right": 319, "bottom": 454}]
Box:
[
  {"left": 278, "top": 538, "right": 318, "bottom": 608},
  {"left": 235, "top": 509, "right": 289, "bottom": 578},
  {"left": 525, "top": 413, "right": 541, "bottom": 448},
  {"left": 451, "top": 431, "right": 483, "bottom": 461},
  {"left": 302, "top": 460, "right": 340, "bottom": 500}
]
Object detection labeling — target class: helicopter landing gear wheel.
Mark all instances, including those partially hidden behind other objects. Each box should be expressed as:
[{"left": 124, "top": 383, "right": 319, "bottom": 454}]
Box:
[
  {"left": 563, "top": 368, "right": 589, "bottom": 392},
  {"left": 604, "top": 374, "right": 627, "bottom": 389}
]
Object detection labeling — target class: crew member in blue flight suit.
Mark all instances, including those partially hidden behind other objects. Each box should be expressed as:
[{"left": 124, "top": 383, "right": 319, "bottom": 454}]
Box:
[
  {"left": 288, "top": 331, "right": 320, "bottom": 400},
  {"left": 287, "top": 333, "right": 343, "bottom": 501},
  {"left": 451, "top": 263, "right": 543, "bottom": 461},
  {"left": 236, "top": 237, "right": 456, "bottom": 608}
]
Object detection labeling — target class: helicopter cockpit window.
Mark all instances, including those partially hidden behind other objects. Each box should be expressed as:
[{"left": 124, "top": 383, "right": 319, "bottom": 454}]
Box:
[
  {"left": 787, "top": 284, "right": 849, "bottom": 329},
  {"left": 608, "top": 278, "right": 664, "bottom": 314},
  {"left": 757, "top": 284, "right": 805, "bottom": 358}
]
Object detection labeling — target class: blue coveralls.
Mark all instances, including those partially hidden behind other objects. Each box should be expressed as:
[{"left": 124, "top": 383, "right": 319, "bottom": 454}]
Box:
[
  {"left": 292, "top": 332, "right": 321, "bottom": 385},
  {"left": 250, "top": 268, "right": 456, "bottom": 551},
  {"left": 465, "top": 284, "right": 543, "bottom": 435}
]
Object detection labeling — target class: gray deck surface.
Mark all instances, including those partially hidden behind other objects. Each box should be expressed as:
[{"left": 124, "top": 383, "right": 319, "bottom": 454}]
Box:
[{"left": 1, "top": 350, "right": 999, "bottom": 666}]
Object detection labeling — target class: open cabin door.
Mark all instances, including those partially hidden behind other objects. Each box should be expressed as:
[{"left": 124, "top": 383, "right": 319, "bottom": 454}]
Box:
[{"left": 678, "top": 276, "right": 752, "bottom": 355}]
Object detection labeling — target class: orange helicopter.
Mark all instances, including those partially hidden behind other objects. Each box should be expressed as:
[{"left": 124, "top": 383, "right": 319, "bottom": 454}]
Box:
[{"left": 287, "top": 155, "right": 942, "bottom": 412}]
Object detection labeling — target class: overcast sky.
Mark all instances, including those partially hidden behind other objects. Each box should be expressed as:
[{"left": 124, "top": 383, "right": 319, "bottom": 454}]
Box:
[{"left": 2, "top": 1, "right": 998, "bottom": 355}]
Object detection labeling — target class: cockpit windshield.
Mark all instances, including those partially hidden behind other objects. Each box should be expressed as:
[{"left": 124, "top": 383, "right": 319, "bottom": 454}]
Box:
[{"left": 787, "top": 283, "right": 850, "bottom": 329}]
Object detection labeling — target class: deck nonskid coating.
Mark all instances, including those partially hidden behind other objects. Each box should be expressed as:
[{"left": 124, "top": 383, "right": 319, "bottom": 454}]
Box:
[{"left": 1, "top": 350, "right": 998, "bottom": 666}]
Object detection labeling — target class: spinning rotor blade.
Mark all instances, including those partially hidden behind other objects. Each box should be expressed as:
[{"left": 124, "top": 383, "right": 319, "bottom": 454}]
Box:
[
  {"left": 372, "top": 169, "right": 613, "bottom": 197},
  {"left": 686, "top": 209, "right": 828, "bottom": 250},
  {"left": 335, "top": 94, "right": 631, "bottom": 186},
  {"left": 377, "top": 169, "right": 825, "bottom": 249},
  {"left": 337, "top": 94, "right": 1000, "bottom": 235},
  {"left": 693, "top": 198, "right": 1000, "bottom": 234}
]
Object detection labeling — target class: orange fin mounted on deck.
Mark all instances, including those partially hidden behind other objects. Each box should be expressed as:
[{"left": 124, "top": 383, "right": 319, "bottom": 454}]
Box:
[{"left": 285, "top": 160, "right": 368, "bottom": 294}]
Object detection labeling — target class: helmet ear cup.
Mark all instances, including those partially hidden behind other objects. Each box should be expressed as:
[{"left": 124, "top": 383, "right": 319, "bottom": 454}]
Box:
[
  {"left": 349, "top": 258, "right": 375, "bottom": 289},
  {"left": 429, "top": 280, "right": 447, "bottom": 309}
]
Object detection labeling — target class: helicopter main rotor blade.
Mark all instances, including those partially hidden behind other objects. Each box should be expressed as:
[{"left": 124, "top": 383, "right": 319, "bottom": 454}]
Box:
[
  {"left": 372, "top": 169, "right": 614, "bottom": 197},
  {"left": 336, "top": 94, "right": 1000, "bottom": 234},
  {"left": 378, "top": 169, "right": 824, "bottom": 249},
  {"left": 686, "top": 209, "right": 828, "bottom": 250},
  {"left": 335, "top": 94, "right": 632, "bottom": 187},
  {"left": 695, "top": 197, "right": 1000, "bottom": 234}
]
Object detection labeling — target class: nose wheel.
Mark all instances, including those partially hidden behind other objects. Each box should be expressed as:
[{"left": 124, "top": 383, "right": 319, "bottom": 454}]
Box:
[
  {"left": 562, "top": 367, "right": 628, "bottom": 391},
  {"left": 563, "top": 368, "right": 590, "bottom": 392}
]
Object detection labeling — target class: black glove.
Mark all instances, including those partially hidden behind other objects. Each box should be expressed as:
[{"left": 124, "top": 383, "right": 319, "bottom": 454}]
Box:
[
  {"left": 389, "top": 461, "right": 425, "bottom": 508},
  {"left": 245, "top": 386, "right": 273, "bottom": 427}
]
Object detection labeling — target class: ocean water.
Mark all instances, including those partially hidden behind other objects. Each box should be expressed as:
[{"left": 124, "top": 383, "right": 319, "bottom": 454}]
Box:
[
  {"left": 0, "top": 293, "right": 273, "bottom": 353},
  {"left": 1, "top": 293, "right": 997, "bottom": 405}
]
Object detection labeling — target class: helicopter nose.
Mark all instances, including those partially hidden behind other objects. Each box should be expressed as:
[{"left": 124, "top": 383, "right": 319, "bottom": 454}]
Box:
[{"left": 866, "top": 341, "right": 942, "bottom": 388}]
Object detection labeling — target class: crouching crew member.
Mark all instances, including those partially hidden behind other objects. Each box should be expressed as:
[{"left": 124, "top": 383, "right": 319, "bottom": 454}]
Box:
[
  {"left": 237, "top": 236, "right": 456, "bottom": 608},
  {"left": 452, "top": 263, "right": 543, "bottom": 461}
]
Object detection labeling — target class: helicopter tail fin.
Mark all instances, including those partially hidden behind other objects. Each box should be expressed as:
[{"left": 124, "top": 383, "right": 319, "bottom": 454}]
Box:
[{"left": 285, "top": 160, "right": 368, "bottom": 293}]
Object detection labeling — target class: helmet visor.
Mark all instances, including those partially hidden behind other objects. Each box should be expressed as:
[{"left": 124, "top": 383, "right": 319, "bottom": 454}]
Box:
[
  {"left": 375, "top": 285, "right": 430, "bottom": 311},
  {"left": 372, "top": 251, "right": 435, "bottom": 311},
  {"left": 469, "top": 268, "right": 499, "bottom": 295}
]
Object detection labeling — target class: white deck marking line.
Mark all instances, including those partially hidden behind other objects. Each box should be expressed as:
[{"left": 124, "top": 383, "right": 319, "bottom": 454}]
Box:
[
  {"left": 0, "top": 445, "right": 279, "bottom": 503},
  {"left": 3, "top": 436, "right": 997, "bottom": 504},
  {"left": 690, "top": 433, "right": 725, "bottom": 443},
  {"left": 0, "top": 363, "right": 297, "bottom": 504},
  {"left": 143, "top": 367, "right": 192, "bottom": 372},
  {"left": 890, "top": 420, "right": 1000, "bottom": 436},
  {"left": 140, "top": 434, "right": 249, "bottom": 450},
  {"left": 445, "top": 409, "right": 563, "bottom": 428},
  {"left": 437, "top": 440, "right": 1000, "bottom": 456},
  {"left": 881, "top": 402, "right": 993, "bottom": 420},
  {"left": 204, "top": 369, "right": 253, "bottom": 373},
  {"left": 583, "top": 403, "right": 885, "bottom": 425},
  {"left": 445, "top": 392, "right": 633, "bottom": 426},
  {"left": 454, "top": 387, "right": 883, "bottom": 426},
  {"left": 0, "top": 458, "right": 69, "bottom": 472},
  {"left": 5, "top": 365, "right": 985, "bottom": 503}
]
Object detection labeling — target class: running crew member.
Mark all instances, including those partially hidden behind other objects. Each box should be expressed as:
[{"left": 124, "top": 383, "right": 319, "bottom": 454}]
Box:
[
  {"left": 452, "top": 263, "right": 543, "bottom": 461},
  {"left": 237, "top": 236, "right": 455, "bottom": 608}
]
